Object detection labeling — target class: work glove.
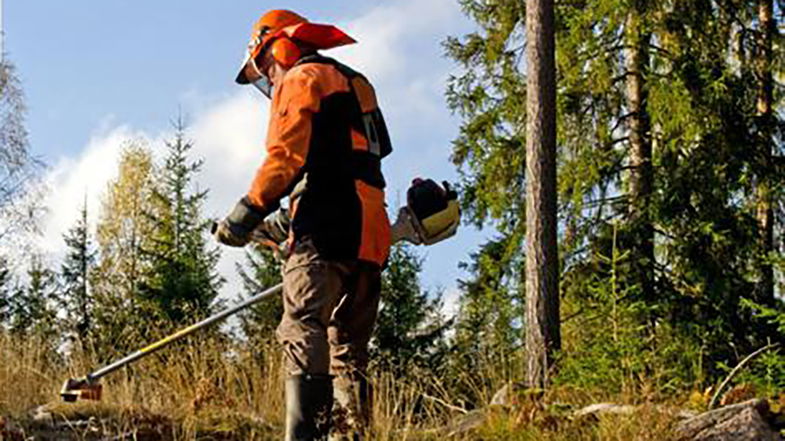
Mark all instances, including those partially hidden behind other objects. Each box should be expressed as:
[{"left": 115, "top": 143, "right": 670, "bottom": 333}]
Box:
[
  {"left": 261, "top": 208, "right": 291, "bottom": 244},
  {"left": 213, "top": 197, "right": 276, "bottom": 247}
]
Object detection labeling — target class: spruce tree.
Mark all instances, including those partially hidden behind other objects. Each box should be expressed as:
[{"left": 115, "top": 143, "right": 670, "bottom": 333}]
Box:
[
  {"left": 445, "top": 0, "right": 528, "bottom": 365},
  {"left": 10, "top": 256, "right": 58, "bottom": 342},
  {"left": 140, "top": 118, "right": 223, "bottom": 326},
  {"left": 237, "top": 245, "right": 283, "bottom": 352},
  {"left": 372, "top": 244, "right": 448, "bottom": 375},
  {"left": 60, "top": 198, "right": 96, "bottom": 345}
]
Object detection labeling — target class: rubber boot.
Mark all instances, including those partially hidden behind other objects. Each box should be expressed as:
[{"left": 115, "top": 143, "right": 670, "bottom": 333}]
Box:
[
  {"left": 285, "top": 374, "right": 333, "bottom": 441},
  {"left": 330, "top": 374, "right": 372, "bottom": 441}
]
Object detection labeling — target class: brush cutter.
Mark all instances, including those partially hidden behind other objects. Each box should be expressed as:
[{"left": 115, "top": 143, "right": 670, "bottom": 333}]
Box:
[
  {"left": 59, "top": 281, "right": 284, "bottom": 402},
  {"left": 61, "top": 178, "right": 460, "bottom": 402}
]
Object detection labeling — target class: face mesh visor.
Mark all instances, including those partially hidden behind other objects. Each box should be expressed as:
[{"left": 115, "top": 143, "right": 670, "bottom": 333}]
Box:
[{"left": 252, "top": 75, "right": 273, "bottom": 99}]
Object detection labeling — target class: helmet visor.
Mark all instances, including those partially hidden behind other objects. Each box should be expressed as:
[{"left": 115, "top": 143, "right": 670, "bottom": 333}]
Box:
[
  {"left": 236, "top": 30, "right": 276, "bottom": 100},
  {"left": 251, "top": 75, "right": 273, "bottom": 99}
]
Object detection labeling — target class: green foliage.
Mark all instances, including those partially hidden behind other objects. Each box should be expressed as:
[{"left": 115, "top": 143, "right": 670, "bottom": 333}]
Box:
[
  {"left": 139, "top": 118, "right": 223, "bottom": 328},
  {"left": 729, "top": 298, "right": 785, "bottom": 397},
  {"left": 372, "top": 244, "right": 449, "bottom": 375},
  {"left": 557, "top": 223, "right": 651, "bottom": 394},
  {"left": 444, "top": 0, "right": 526, "bottom": 231},
  {"left": 59, "top": 199, "right": 96, "bottom": 344},
  {"left": 733, "top": 348, "right": 785, "bottom": 398},
  {"left": 0, "top": 257, "right": 11, "bottom": 325},
  {"left": 237, "top": 245, "right": 283, "bottom": 353},
  {"left": 9, "top": 256, "right": 59, "bottom": 343},
  {"left": 452, "top": 234, "right": 522, "bottom": 358},
  {"left": 448, "top": 0, "right": 785, "bottom": 395}
]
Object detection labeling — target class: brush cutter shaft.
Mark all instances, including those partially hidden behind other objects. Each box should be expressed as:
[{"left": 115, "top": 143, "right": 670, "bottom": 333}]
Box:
[{"left": 87, "top": 283, "right": 284, "bottom": 382}]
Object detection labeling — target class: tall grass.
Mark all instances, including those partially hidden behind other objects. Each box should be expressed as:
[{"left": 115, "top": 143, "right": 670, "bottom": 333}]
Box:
[{"left": 0, "top": 332, "right": 681, "bottom": 440}]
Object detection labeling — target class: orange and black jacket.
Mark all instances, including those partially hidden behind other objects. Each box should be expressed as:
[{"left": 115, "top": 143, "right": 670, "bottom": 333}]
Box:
[{"left": 247, "top": 54, "right": 392, "bottom": 267}]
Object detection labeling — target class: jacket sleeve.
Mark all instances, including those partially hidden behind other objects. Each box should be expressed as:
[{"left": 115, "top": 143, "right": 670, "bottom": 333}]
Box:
[{"left": 247, "top": 68, "right": 322, "bottom": 210}]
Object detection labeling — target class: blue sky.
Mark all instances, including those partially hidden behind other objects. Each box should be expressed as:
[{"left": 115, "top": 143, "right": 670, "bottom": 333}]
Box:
[{"left": 7, "top": 0, "right": 489, "bottom": 311}]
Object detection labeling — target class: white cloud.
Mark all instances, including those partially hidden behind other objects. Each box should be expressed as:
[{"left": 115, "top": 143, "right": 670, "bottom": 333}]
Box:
[
  {"left": 334, "top": 0, "right": 461, "bottom": 83},
  {"left": 35, "top": 125, "right": 145, "bottom": 255},
  {"left": 27, "top": 90, "right": 266, "bottom": 300},
  {"left": 441, "top": 286, "right": 462, "bottom": 320}
]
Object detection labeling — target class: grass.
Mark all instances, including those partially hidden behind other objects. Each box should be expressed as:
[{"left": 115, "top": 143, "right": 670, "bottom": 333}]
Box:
[{"left": 0, "top": 332, "right": 689, "bottom": 440}]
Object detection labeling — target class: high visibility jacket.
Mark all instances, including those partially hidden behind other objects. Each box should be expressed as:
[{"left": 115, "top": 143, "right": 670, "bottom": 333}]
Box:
[{"left": 247, "top": 55, "right": 393, "bottom": 267}]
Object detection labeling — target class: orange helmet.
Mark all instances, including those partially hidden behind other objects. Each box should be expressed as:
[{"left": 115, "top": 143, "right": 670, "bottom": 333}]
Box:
[{"left": 235, "top": 10, "right": 356, "bottom": 89}]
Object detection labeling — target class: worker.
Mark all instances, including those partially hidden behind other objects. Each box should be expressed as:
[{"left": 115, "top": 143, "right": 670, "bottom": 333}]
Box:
[{"left": 213, "top": 10, "right": 392, "bottom": 441}]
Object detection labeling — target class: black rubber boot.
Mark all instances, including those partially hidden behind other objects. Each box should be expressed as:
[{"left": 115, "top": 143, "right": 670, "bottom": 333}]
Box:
[{"left": 285, "top": 374, "right": 333, "bottom": 441}]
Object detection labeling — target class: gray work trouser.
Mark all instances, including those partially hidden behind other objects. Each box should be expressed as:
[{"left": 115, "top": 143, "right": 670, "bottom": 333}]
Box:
[{"left": 276, "top": 237, "right": 381, "bottom": 378}]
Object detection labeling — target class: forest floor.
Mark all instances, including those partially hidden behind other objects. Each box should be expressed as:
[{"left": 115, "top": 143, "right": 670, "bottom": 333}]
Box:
[
  {"left": 3, "top": 335, "right": 783, "bottom": 440},
  {"left": 1, "top": 398, "right": 684, "bottom": 441}
]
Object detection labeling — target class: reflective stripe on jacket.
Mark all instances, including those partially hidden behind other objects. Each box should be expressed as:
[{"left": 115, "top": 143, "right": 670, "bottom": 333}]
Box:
[{"left": 247, "top": 55, "right": 392, "bottom": 266}]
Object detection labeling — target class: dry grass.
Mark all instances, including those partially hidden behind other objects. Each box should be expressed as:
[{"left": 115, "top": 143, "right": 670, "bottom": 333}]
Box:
[{"left": 0, "top": 333, "right": 684, "bottom": 440}]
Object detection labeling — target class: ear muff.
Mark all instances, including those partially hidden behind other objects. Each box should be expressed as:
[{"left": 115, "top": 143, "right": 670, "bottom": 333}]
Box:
[{"left": 270, "top": 37, "right": 301, "bottom": 68}]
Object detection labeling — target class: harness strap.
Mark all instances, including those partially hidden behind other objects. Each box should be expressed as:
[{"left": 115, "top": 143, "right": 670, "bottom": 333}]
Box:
[{"left": 295, "top": 54, "right": 392, "bottom": 160}]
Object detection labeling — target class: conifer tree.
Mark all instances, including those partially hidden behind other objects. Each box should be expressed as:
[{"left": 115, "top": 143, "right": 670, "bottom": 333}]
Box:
[
  {"left": 237, "top": 245, "right": 283, "bottom": 352},
  {"left": 445, "top": 1, "right": 528, "bottom": 364},
  {"left": 140, "top": 118, "right": 223, "bottom": 326},
  {"left": 754, "top": 0, "right": 776, "bottom": 303},
  {"left": 60, "top": 198, "right": 96, "bottom": 344},
  {"left": 0, "top": 257, "right": 11, "bottom": 326},
  {"left": 10, "top": 256, "right": 58, "bottom": 341},
  {"left": 447, "top": 0, "right": 785, "bottom": 386},
  {"left": 624, "top": 1, "right": 654, "bottom": 305},
  {"left": 647, "top": 0, "right": 782, "bottom": 364},
  {"left": 525, "top": 0, "right": 560, "bottom": 387},
  {"left": 453, "top": 236, "right": 521, "bottom": 358},
  {"left": 372, "top": 244, "right": 448, "bottom": 375}
]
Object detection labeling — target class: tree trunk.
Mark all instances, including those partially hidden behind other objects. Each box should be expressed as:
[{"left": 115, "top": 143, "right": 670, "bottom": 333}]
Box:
[
  {"left": 625, "top": 5, "right": 654, "bottom": 303},
  {"left": 755, "top": 0, "right": 774, "bottom": 303},
  {"left": 525, "top": 0, "right": 560, "bottom": 388}
]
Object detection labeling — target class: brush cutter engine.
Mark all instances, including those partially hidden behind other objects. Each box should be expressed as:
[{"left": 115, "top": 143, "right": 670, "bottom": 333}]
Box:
[{"left": 391, "top": 178, "right": 460, "bottom": 245}]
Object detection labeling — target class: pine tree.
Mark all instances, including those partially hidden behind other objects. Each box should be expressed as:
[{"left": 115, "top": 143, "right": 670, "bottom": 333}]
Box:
[
  {"left": 140, "top": 117, "right": 223, "bottom": 326},
  {"left": 372, "top": 244, "right": 448, "bottom": 376},
  {"left": 753, "top": 0, "right": 776, "bottom": 303},
  {"left": 524, "top": 0, "right": 560, "bottom": 388},
  {"left": 60, "top": 198, "right": 96, "bottom": 345}
]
